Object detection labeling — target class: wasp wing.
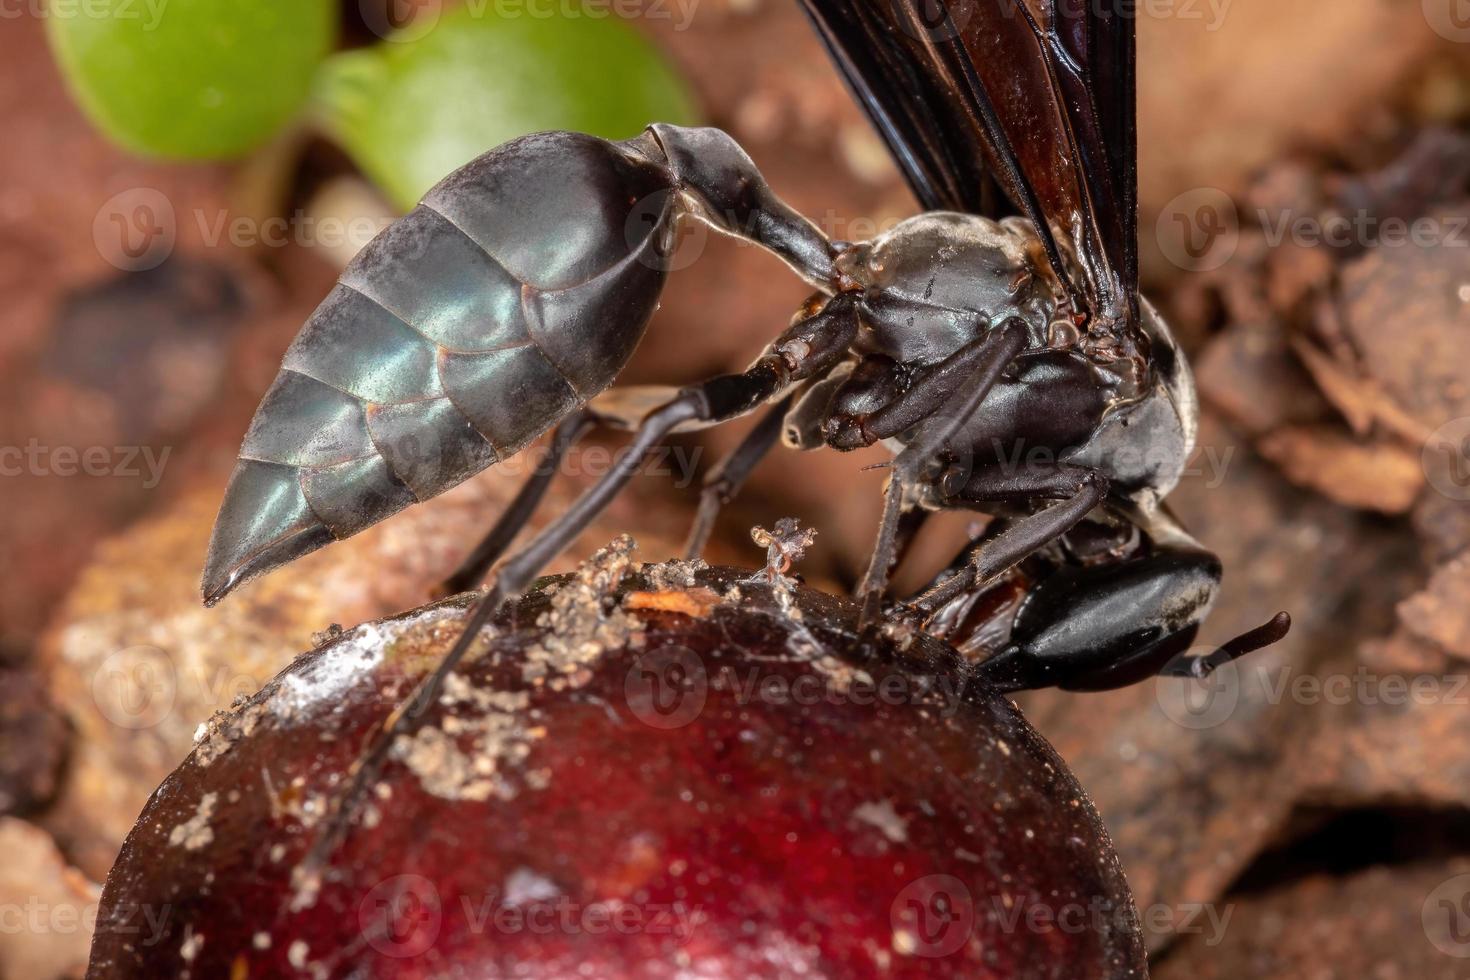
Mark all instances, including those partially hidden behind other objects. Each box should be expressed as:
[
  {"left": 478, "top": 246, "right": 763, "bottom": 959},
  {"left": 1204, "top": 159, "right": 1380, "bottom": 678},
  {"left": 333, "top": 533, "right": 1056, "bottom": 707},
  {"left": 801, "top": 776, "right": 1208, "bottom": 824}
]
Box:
[{"left": 800, "top": 0, "right": 1137, "bottom": 328}]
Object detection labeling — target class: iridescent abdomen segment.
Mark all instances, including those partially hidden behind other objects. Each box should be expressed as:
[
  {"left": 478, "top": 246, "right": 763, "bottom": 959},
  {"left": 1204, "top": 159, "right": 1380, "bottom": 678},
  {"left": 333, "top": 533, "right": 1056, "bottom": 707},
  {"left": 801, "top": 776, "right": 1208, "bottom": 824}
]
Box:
[{"left": 203, "top": 132, "right": 674, "bottom": 602}]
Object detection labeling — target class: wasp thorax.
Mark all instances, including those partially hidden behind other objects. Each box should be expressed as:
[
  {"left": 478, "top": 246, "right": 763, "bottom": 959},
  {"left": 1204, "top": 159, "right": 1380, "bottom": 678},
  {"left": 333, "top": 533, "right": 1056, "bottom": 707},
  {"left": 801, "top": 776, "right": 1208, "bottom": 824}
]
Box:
[{"left": 838, "top": 213, "right": 1056, "bottom": 365}]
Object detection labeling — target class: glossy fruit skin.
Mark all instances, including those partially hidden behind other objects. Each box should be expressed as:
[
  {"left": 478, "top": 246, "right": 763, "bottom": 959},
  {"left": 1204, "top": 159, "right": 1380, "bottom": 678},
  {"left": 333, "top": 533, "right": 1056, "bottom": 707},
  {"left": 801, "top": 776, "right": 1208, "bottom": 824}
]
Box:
[{"left": 89, "top": 563, "right": 1146, "bottom": 978}]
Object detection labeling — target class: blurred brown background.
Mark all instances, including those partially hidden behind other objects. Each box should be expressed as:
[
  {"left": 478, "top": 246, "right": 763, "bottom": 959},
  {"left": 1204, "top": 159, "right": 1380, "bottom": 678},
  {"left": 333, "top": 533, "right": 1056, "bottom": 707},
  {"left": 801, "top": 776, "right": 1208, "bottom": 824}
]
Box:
[{"left": 3, "top": 0, "right": 1470, "bottom": 976}]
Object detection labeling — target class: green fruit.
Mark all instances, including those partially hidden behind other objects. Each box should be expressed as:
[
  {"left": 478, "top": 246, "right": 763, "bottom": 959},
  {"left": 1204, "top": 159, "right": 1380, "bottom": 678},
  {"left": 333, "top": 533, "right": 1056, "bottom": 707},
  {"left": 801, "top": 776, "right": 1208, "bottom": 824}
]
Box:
[
  {"left": 316, "top": 5, "right": 697, "bottom": 211},
  {"left": 46, "top": 0, "right": 335, "bottom": 159}
]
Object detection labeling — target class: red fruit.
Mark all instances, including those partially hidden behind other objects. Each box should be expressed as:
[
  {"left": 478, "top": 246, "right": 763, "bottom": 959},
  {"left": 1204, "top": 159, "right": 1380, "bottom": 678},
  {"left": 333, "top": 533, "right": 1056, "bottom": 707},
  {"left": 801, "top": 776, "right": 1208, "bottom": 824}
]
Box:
[{"left": 88, "top": 541, "right": 1146, "bottom": 978}]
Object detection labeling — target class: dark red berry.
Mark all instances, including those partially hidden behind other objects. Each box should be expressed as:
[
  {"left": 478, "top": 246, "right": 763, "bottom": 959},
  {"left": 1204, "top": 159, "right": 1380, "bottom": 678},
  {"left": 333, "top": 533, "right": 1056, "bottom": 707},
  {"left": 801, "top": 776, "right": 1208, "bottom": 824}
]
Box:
[{"left": 89, "top": 542, "right": 1145, "bottom": 979}]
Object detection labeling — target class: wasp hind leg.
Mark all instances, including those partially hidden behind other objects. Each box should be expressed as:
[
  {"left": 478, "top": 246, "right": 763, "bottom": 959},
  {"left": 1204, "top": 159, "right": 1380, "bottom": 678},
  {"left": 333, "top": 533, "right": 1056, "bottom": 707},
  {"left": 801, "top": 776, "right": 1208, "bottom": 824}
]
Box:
[
  {"left": 435, "top": 408, "right": 600, "bottom": 597},
  {"left": 437, "top": 384, "right": 697, "bottom": 597},
  {"left": 684, "top": 395, "right": 793, "bottom": 560}
]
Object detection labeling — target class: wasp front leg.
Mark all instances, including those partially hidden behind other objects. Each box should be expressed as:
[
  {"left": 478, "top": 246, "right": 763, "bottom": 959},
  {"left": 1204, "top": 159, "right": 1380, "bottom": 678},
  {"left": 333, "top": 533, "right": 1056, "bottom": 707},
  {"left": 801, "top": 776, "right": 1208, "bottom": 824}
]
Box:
[
  {"left": 831, "top": 318, "right": 1031, "bottom": 624},
  {"left": 912, "top": 509, "right": 1290, "bottom": 693}
]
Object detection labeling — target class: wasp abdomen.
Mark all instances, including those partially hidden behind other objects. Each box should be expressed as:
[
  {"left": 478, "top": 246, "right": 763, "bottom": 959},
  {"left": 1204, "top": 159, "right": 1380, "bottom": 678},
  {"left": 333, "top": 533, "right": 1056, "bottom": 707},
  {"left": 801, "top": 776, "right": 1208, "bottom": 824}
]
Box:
[{"left": 203, "top": 132, "right": 676, "bottom": 603}]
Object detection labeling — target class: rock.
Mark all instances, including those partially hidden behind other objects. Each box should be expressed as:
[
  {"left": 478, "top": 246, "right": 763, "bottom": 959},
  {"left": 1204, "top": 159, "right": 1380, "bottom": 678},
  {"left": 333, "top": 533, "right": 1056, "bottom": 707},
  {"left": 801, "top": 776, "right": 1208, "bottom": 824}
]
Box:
[{"left": 0, "top": 818, "right": 100, "bottom": 980}]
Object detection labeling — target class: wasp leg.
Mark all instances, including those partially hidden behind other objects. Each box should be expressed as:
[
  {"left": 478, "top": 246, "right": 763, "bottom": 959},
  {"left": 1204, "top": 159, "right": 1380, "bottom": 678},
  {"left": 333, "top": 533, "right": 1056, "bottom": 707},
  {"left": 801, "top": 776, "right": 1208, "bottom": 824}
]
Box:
[
  {"left": 854, "top": 318, "right": 1029, "bottom": 626},
  {"left": 883, "top": 505, "right": 933, "bottom": 589},
  {"left": 971, "top": 541, "right": 1221, "bottom": 693},
  {"left": 301, "top": 298, "right": 858, "bottom": 877},
  {"left": 437, "top": 386, "right": 690, "bottom": 597},
  {"left": 684, "top": 396, "right": 793, "bottom": 559},
  {"left": 947, "top": 461, "right": 1110, "bottom": 585},
  {"left": 952, "top": 513, "right": 1290, "bottom": 693},
  {"left": 434, "top": 409, "right": 600, "bottom": 598}
]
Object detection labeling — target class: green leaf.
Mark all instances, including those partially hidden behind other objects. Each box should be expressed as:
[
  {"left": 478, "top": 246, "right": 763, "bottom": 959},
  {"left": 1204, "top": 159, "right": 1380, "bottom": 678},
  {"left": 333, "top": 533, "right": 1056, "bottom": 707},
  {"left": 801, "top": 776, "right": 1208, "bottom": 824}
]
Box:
[
  {"left": 46, "top": 0, "right": 335, "bottom": 159},
  {"left": 315, "top": 5, "right": 698, "bottom": 211}
]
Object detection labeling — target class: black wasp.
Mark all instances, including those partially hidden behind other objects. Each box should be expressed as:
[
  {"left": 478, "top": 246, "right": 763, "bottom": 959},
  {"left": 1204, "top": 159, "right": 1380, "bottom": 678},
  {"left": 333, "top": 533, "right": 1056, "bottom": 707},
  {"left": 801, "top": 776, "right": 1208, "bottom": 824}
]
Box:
[{"left": 203, "top": 0, "right": 1290, "bottom": 843}]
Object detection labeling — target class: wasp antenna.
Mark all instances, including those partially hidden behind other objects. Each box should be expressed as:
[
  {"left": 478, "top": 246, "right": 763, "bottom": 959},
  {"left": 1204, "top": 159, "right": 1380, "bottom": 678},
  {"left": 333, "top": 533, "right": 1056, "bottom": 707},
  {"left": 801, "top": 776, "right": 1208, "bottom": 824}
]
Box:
[
  {"left": 1220, "top": 611, "right": 1292, "bottom": 661},
  {"left": 1175, "top": 612, "right": 1291, "bottom": 680}
]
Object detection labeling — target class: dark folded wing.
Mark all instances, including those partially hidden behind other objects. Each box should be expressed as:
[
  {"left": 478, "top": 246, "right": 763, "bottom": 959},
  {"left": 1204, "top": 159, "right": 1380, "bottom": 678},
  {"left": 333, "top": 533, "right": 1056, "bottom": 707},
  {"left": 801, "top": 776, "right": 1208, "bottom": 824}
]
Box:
[{"left": 800, "top": 0, "right": 1137, "bottom": 328}]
